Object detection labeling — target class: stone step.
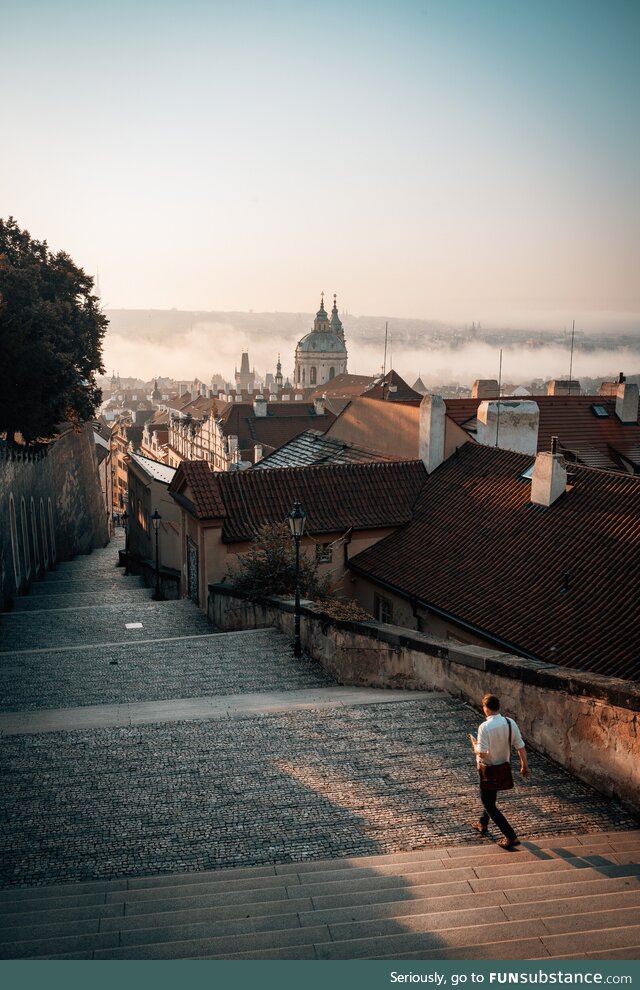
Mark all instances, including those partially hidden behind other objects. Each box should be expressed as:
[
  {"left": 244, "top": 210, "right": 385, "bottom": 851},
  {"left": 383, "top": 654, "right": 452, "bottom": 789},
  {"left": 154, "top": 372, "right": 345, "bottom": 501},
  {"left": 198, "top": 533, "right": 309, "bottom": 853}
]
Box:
[
  {"left": 11, "top": 589, "right": 153, "bottom": 611},
  {"left": 0, "top": 628, "right": 329, "bottom": 713},
  {"left": 1, "top": 834, "right": 639, "bottom": 959},
  {"left": 26, "top": 577, "right": 145, "bottom": 595},
  {"left": 0, "top": 600, "right": 213, "bottom": 651}
]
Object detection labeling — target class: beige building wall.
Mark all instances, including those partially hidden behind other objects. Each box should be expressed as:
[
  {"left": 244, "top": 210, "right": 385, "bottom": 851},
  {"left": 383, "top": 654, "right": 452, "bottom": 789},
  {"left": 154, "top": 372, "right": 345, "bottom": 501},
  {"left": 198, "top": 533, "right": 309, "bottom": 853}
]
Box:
[{"left": 326, "top": 397, "right": 470, "bottom": 463}]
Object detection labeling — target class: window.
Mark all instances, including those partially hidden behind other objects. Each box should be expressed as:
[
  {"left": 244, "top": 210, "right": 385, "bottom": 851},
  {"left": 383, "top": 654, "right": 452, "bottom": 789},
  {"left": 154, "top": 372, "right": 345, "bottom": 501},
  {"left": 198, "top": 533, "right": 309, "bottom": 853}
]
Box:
[
  {"left": 374, "top": 594, "right": 393, "bottom": 624},
  {"left": 310, "top": 366, "right": 317, "bottom": 385},
  {"left": 591, "top": 404, "right": 609, "bottom": 418},
  {"left": 329, "top": 367, "right": 335, "bottom": 380},
  {"left": 315, "top": 543, "right": 332, "bottom": 563},
  {"left": 520, "top": 464, "right": 535, "bottom": 480}
]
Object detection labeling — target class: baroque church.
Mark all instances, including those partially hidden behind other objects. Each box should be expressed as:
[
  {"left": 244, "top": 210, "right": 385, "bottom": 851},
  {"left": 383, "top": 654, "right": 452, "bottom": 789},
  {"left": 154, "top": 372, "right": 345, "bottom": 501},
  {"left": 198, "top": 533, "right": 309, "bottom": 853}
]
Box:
[{"left": 294, "top": 293, "right": 348, "bottom": 387}]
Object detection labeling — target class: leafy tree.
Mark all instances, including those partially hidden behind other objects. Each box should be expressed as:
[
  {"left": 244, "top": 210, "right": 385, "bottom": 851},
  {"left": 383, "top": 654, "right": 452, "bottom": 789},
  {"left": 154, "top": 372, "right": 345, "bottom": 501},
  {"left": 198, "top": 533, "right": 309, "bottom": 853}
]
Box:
[
  {"left": 230, "top": 522, "right": 329, "bottom": 601},
  {"left": 0, "top": 217, "right": 107, "bottom": 443}
]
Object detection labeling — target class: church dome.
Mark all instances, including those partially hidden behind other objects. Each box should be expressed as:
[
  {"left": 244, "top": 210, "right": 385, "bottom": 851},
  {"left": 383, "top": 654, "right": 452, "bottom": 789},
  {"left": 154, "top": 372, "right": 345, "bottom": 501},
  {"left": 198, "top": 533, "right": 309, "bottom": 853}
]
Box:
[{"left": 297, "top": 330, "right": 347, "bottom": 353}]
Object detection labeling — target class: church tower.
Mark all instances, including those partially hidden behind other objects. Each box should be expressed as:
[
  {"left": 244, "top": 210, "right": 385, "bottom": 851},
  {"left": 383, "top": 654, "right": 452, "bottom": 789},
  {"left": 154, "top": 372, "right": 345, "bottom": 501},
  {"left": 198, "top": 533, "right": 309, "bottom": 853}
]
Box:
[{"left": 294, "top": 292, "right": 348, "bottom": 388}]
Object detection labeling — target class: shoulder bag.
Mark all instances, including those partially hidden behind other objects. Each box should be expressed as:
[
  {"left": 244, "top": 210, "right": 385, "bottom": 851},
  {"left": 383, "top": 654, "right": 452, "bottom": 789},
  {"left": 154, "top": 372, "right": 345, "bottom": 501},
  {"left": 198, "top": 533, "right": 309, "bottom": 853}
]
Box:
[{"left": 478, "top": 717, "right": 514, "bottom": 791}]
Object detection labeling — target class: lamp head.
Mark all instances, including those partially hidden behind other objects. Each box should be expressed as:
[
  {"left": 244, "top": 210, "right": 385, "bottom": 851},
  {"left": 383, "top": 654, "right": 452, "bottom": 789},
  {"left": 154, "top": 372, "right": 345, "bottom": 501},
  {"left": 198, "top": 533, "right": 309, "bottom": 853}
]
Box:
[{"left": 288, "top": 500, "right": 306, "bottom": 539}]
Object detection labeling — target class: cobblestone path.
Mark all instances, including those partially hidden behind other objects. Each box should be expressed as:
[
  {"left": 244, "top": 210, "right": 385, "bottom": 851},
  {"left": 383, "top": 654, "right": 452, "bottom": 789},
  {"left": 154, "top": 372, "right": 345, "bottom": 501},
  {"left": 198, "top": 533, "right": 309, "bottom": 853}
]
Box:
[{"left": 0, "top": 533, "right": 636, "bottom": 889}]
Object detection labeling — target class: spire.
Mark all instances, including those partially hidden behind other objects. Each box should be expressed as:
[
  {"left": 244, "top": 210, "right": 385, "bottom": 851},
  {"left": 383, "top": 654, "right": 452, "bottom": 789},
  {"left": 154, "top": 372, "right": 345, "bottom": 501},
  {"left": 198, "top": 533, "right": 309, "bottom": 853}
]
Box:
[{"left": 330, "top": 292, "right": 344, "bottom": 341}]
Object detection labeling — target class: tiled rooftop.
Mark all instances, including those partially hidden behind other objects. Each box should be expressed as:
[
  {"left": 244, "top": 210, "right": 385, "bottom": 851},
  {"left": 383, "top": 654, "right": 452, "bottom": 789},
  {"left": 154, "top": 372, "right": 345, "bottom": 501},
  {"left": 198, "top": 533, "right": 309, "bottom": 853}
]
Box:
[
  {"left": 253, "top": 430, "right": 395, "bottom": 469},
  {"left": 350, "top": 444, "right": 640, "bottom": 681},
  {"left": 444, "top": 394, "right": 640, "bottom": 473},
  {"left": 169, "top": 459, "right": 427, "bottom": 541}
]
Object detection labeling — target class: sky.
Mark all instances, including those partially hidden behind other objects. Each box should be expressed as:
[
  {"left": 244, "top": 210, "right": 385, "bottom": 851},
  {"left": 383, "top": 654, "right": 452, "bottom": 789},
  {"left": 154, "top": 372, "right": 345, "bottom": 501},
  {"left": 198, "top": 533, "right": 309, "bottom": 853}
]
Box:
[{"left": 2, "top": 0, "right": 639, "bottom": 349}]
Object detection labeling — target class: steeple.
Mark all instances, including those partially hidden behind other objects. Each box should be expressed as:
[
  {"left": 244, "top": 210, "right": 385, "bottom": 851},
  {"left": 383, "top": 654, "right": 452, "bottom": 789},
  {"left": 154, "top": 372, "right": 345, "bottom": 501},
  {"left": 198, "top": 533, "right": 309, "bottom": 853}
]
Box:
[
  {"left": 275, "top": 353, "right": 283, "bottom": 393},
  {"left": 313, "top": 291, "right": 330, "bottom": 332},
  {"left": 330, "top": 293, "right": 344, "bottom": 341}
]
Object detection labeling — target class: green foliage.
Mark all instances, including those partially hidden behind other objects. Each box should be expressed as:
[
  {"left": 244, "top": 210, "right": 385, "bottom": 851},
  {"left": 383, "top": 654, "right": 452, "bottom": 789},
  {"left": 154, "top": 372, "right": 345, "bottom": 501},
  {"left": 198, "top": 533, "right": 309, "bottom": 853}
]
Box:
[
  {"left": 230, "top": 522, "right": 329, "bottom": 601},
  {"left": 0, "top": 217, "right": 107, "bottom": 443}
]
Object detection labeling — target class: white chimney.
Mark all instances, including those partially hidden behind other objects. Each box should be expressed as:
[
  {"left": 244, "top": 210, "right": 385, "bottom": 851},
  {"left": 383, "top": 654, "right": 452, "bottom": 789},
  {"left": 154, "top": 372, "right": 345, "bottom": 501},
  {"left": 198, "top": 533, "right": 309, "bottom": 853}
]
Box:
[
  {"left": 294, "top": 393, "right": 303, "bottom": 401},
  {"left": 228, "top": 436, "right": 238, "bottom": 454},
  {"left": 253, "top": 397, "right": 268, "bottom": 417},
  {"left": 254, "top": 443, "right": 263, "bottom": 463},
  {"left": 615, "top": 382, "right": 639, "bottom": 423},
  {"left": 476, "top": 400, "right": 539, "bottom": 456},
  {"left": 531, "top": 438, "right": 567, "bottom": 507},
  {"left": 314, "top": 398, "right": 325, "bottom": 416},
  {"left": 419, "top": 394, "right": 446, "bottom": 473},
  {"left": 282, "top": 393, "right": 290, "bottom": 401}
]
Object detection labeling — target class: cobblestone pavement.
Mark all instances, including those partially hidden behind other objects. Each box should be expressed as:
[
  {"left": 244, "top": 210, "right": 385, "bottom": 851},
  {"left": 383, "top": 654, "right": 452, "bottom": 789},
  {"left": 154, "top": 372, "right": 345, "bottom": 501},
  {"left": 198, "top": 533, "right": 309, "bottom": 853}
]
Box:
[
  {"left": 0, "top": 629, "right": 336, "bottom": 712},
  {"left": 1, "top": 697, "right": 636, "bottom": 888},
  {"left": 0, "top": 532, "right": 637, "bottom": 890}
]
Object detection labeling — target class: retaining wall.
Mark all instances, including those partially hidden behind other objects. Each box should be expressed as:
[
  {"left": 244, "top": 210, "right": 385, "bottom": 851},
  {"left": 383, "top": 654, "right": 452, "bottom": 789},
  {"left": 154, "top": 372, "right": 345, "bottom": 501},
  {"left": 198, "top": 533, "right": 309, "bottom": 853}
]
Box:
[{"left": 209, "top": 584, "right": 640, "bottom": 812}]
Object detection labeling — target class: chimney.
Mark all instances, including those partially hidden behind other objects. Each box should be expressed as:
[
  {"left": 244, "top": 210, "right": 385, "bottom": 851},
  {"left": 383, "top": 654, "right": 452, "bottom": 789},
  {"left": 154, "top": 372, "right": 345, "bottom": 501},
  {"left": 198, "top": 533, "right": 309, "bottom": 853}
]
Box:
[
  {"left": 254, "top": 443, "right": 263, "bottom": 463},
  {"left": 253, "top": 397, "right": 268, "bottom": 417},
  {"left": 476, "top": 400, "right": 539, "bottom": 456},
  {"left": 419, "top": 394, "right": 446, "bottom": 473},
  {"left": 472, "top": 379, "right": 499, "bottom": 399},
  {"left": 531, "top": 439, "right": 567, "bottom": 507},
  {"left": 546, "top": 379, "right": 581, "bottom": 396},
  {"left": 294, "top": 393, "right": 303, "bottom": 400},
  {"left": 313, "top": 398, "right": 325, "bottom": 416},
  {"left": 615, "top": 381, "right": 639, "bottom": 424}
]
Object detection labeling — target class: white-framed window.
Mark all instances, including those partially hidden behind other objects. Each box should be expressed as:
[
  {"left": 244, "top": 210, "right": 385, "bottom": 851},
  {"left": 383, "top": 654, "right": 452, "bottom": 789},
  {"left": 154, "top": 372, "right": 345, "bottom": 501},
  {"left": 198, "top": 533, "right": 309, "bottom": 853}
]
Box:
[
  {"left": 315, "top": 543, "right": 332, "bottom": 564},
  {"left": 9, "top": 494, "right": 21, "bottom": 589},
  {"left": 374, "top": 594, "right": 393, "bottom": 624},
  {"left": 20, "top": 497, "right": 31, "bottom": 579}
]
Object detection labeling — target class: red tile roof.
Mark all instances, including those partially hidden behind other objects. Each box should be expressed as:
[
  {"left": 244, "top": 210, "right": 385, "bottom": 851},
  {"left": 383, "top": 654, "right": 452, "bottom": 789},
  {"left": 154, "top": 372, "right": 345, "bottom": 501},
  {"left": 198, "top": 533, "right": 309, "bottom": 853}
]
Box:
[
  {"left": 363, "top": 370, "right": 423, "bottom": 402},
  {"left": 169, "top": 459, "right": 427, "bottom": 542},
  {"left": 350, "top": 443, "right": 640, "bottom": 681},
  {"left": 444, "top": 395, "right": 640, "bottom": 472},
  {"left": 216, "top": 402, "right": 337, "bottom": 455}
]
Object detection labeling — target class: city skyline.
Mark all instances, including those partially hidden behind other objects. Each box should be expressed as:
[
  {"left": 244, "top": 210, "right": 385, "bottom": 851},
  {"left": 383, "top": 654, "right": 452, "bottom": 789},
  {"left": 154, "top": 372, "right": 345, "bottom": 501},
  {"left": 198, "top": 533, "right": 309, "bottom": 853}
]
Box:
[{"left": 2, "top": 0, "right": 639, "bottom": 326}]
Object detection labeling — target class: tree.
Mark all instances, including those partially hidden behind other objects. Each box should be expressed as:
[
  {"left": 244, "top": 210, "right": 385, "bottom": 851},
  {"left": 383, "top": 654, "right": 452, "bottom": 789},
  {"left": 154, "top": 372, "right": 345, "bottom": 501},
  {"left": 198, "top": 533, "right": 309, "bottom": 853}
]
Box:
[
  {"left": 230, "top": 522, "right": 329, "bottom": 601},
  {"left": 0, "top": 217, "right": 107, "bottom": 443}
]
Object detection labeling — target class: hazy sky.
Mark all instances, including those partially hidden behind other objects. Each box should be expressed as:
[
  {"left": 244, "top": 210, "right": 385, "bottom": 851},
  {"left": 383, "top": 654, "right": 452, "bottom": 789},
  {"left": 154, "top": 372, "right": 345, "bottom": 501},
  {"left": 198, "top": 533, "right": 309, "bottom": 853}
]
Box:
[{"left": 3, "top": 0, "right": 639, "bottom": 325}]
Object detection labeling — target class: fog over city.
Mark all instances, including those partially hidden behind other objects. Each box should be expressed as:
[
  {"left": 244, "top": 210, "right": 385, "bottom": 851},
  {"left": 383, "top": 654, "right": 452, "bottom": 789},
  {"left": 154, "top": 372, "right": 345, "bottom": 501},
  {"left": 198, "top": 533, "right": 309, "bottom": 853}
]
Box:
[{"left": 102, "top": 309, "right": 640, "bottom": 389}]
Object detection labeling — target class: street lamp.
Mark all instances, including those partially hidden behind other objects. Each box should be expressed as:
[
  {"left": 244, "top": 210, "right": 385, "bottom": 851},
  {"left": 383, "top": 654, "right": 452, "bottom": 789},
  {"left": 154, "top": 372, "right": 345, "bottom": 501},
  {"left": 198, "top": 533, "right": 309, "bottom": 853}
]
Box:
[
  {"left": 288, "top": 500, "right": 306, "bottom": 657},
  {"left": 151, "top": 508, "right": 162, "bottom": 601},
  {"left": 122, "top": 510, "right": 129, "bottom": 576}
]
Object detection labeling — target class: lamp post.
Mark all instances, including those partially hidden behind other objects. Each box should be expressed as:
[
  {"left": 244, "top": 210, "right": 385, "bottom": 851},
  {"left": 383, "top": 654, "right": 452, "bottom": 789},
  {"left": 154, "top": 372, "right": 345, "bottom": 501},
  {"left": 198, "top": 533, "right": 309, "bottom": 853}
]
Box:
[
  {"left": 151, "top": 508, "right": 162, "bottom": 601},
  {"left": 288, "top": 500, "right": 306, "bottom": 658},
  {"left": 122, "top": 510, "right": 129, "bottom": 576}
]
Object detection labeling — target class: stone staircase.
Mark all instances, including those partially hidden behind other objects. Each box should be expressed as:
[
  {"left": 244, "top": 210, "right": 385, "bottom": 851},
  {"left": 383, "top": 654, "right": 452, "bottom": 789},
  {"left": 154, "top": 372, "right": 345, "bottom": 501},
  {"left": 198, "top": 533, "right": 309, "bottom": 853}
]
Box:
[{"left": 1, "top": 830, "right": 639, "bottom": 960}]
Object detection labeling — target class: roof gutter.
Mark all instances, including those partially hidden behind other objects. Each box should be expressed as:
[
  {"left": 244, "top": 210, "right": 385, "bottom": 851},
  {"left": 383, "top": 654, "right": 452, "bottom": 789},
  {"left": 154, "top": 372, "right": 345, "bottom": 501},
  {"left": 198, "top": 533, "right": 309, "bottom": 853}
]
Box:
[{"left": 347, "top": 560, "right": 542, "bottom": 663}]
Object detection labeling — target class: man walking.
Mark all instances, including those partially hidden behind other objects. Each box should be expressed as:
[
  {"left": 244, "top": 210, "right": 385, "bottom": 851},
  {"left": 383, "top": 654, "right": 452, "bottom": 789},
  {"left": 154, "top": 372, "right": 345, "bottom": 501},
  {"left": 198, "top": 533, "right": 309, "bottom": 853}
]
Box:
[{"left": 470, "top": 693, "right": 529, "bottom": 848}]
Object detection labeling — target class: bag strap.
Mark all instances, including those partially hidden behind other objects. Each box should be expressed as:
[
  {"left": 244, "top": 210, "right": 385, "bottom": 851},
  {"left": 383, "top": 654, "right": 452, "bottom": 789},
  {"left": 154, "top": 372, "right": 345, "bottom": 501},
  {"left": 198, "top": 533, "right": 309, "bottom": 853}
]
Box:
[{"left": 506, "top": 716, "right": 512, "bottom": 753}]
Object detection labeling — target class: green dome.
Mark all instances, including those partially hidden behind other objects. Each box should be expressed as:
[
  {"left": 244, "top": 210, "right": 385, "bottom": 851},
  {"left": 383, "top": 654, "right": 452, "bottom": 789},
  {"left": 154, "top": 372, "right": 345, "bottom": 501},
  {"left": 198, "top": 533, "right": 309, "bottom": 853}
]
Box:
[{"left": 297, "top": 331, "right": 347, "bottom": 353}]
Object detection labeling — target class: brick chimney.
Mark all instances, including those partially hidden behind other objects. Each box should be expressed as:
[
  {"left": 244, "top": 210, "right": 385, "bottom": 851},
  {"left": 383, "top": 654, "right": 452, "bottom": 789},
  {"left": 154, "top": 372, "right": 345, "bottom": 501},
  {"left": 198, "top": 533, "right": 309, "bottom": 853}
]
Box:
[
  {"left": 615, "top": 378, "right": 639, "bottom": 424},
  {"left": 254, "top": 443, "right": 263, "bottom": 464},
  {"left": 531, "top": 437, "right": 567, "bottom": 507},
  {"left": 419, "top": 394, "right": 446, "bottom": 473},
  {"left": 253, "top": 397, "right": 268, "bottom": 417},
  {"left": 477, "top": 400, "right": 539, "bottom": 455}
]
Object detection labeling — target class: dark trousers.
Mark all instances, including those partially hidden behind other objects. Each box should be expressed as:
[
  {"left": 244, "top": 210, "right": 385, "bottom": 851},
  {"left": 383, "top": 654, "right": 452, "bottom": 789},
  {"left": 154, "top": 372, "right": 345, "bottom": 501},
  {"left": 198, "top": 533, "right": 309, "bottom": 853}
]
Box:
[{"left": 479, "top": 785, "right": 517, "bottom": 841}]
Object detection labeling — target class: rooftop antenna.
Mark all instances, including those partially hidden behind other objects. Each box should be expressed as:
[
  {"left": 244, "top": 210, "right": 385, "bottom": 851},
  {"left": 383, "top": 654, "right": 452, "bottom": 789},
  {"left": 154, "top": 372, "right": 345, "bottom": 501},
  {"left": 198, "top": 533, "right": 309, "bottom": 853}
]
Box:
[
  {"left": 382, "top": 321, "right": 388, "bottom": 379},
  {"left": 495, "top": 348, "right": 503, "bottom": 448},
  {"left": 568, "top": 319, "right": 576, "bottom": 392}
]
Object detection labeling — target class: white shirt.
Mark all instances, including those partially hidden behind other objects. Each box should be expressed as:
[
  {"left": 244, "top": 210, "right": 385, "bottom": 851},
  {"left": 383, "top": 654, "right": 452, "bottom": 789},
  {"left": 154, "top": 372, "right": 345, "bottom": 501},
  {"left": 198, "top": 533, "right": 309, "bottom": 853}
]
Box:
[{"left": 477, "top": 713, "right": 524, "bottom": 766}]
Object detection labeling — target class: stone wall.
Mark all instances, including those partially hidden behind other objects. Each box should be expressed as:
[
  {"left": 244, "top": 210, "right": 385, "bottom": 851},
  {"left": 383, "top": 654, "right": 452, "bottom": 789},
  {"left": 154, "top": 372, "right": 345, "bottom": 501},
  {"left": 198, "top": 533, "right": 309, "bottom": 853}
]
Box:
[
  {"left": 1, "top": 425, "right": 109, "bottom": 607},
  {"left": 209, "top": 584, "right": 640, "bottom": 812}
]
